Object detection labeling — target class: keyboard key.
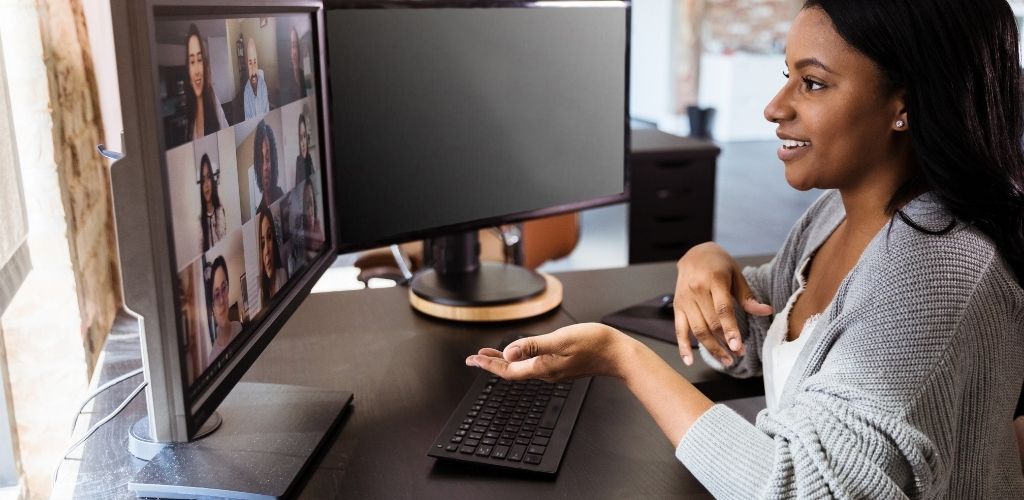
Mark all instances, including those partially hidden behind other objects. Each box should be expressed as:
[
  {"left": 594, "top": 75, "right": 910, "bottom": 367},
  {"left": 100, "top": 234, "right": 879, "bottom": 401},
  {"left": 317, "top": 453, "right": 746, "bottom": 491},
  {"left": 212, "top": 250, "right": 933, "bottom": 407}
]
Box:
[
  {"left": 532, "top": 436, "right": 549, "bottom": 446},
  {"left": 524, "top": 453, "right": 543, "bottom": 465},
  {"left": 515, "top": 436, "right": 531, "bottom": 445},
  {"left": 460, "top": 445, "right": 477, "bottom": 454},
  {"left": 537, "top": 429, "right": 552, "bottom": 438},
  {"left": 455, "top": 430, "right": 467, "bottom": 437},
  {"left": 482, "top": 438, "right": 496, "bottom": 445},
  {"left": 464, "top": 439, "right": 480, "bottom": 447},
  {"left": 468, "top": 432, "right": 483, "bottom": 440},
  {"left": 497, "top": 438, "right": 514, "bottom": 446},
  {"left": 446, "top": 443, "right": 459, "bottom": 452},
  {"left": 485, "top": 431, "right": 501, "bottom": 439},
  {"left": 476, "top": 445, "right": 493, "bottom": 457},
  {"left": 492, "top": 445, "right": 509, "bottom": 459},
  {"left": 472, "top": 426, "right": 487, "bottom": 433},
  {"left": 508, "top": 444, "right": 527, "bottom": 462},
  {"left": 450, "top": 436, "right": 463, "bottom": 443},
  {"left": 459, "top": 424, "right": 470, "bottom": 431},
  {"left": 527, "top": 444, "right": 546, "bottom": 456}
]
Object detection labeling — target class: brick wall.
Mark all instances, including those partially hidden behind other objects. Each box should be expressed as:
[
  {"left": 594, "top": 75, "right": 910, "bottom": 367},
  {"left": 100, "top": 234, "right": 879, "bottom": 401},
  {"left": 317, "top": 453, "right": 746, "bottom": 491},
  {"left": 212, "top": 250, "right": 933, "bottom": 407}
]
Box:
[{"left": 703, "top": 0, "right": 798, "bottom": 54}]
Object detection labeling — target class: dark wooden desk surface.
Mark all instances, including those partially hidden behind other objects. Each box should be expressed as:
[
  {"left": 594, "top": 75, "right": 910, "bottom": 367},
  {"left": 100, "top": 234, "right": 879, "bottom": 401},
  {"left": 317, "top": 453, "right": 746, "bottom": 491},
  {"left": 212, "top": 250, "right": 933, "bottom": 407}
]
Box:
[{"left": 64, "top": 260, "right": 767, "bottom": 499}]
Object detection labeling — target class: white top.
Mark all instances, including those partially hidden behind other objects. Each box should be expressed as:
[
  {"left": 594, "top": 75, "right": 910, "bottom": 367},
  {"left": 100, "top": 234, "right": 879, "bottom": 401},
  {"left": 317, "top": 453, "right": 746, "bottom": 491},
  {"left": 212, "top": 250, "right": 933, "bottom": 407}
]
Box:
[{"left": 763, "top": 256, "right": 819, "bottom": 410}]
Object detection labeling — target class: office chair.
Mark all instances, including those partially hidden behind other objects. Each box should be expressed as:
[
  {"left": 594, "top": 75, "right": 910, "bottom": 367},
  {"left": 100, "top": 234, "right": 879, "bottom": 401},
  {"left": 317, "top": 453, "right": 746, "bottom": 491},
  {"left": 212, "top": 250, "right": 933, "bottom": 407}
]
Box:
[{"left": 353, "top": 212, "right": 581, "bottom": 285}]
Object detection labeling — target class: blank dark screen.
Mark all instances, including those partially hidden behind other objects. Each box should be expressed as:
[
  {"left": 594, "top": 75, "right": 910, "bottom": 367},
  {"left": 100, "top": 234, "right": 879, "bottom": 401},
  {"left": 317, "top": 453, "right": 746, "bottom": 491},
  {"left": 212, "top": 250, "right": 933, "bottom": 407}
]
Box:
[{"left": 326, "top": 5, "right": 627, "bottom": 248}]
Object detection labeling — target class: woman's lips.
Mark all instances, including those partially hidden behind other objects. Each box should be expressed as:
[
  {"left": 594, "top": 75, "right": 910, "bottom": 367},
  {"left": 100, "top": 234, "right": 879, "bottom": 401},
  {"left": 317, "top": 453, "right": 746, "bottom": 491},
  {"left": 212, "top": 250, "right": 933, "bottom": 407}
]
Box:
[{"left": 777, "top": 139, "right": 811, "bottom": 162}]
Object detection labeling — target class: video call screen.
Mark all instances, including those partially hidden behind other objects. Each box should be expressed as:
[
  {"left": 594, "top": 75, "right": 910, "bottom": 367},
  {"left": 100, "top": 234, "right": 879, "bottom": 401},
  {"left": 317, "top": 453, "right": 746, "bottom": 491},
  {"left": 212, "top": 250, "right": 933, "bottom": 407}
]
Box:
[{"left": 154, "top": 13, "right": 326, "bottom": 396}]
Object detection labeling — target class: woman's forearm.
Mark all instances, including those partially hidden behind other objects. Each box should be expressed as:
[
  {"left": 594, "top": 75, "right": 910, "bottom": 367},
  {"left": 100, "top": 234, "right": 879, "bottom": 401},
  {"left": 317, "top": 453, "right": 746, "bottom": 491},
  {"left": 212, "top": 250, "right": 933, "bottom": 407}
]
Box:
[{"left": 615, "top": 336, "right": 715, "bottom": 447}]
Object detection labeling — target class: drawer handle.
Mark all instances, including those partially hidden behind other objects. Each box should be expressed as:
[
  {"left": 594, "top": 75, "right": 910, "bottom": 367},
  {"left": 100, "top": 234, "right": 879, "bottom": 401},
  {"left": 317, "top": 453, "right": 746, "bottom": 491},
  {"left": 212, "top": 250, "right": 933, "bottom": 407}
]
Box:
[
  {"left": 655, "top": 159, "right": 695, "bottom": 169},
  {"left": 656, "top": 188, "right": 692, "bottom": 199}
]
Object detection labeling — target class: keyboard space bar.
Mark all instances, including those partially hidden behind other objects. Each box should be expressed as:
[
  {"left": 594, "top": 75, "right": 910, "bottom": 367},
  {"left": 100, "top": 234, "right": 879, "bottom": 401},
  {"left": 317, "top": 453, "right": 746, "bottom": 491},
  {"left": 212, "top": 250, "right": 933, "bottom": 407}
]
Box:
[{"left": 539, "top": 397, "right": 565, "bottom": 429}]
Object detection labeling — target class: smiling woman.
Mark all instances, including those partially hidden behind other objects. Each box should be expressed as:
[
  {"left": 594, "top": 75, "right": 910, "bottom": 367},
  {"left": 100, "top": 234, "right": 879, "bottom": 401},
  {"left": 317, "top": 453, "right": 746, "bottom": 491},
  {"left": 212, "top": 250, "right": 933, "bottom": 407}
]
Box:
[{"left": 466, "top": 0, "right": 1024, "bottom": 497}]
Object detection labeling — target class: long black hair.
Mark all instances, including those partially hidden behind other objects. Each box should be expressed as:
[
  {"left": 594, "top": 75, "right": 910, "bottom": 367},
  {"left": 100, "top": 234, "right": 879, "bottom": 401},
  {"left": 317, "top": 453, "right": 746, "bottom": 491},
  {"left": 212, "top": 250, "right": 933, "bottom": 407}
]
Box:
[
  {"left": 254, "top": 120, "right": 279, "bottom": 197},
  {"left": 803, "top": 0, "right": 1024, "bottom": 285},
  {"left": 198, "top": 153, "right": 222, "bottom": 250},
  {"left": 257, "top": 205, "right": 283, "bottom": 304},
  {"left": 184, "top": 24, "right": 221, "bottom": 140}
]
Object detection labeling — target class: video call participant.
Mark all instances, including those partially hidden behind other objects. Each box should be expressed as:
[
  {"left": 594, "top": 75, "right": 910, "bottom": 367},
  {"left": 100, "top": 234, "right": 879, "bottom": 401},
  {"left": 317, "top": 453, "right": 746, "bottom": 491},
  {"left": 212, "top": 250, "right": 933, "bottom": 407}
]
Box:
[
  {"left": 184, "top": 24, "right": 228, "bottom": 141},
  {"left": 207, "top": 256, "right": 241, "bottom": 361},
  {"left": 257, "top": 206, "right": 287, "bottom": 307},
  {"left": 286, "top": 182, "right": 323, "bottom": 273},
  {"left": 289, "top": 27, "right": 306, "bottom": 100},
  {"left": 243, "top": 37, "right": 270, "bottom": 119},
  {"left": 295, "top": 112, "right": 313, "bottom": 180},
  {"left": 198, "top": 153, "right": 227, "bottom": 251},
  {"left": 466, "top": 0, "right": 1024, "bottom": 494},
  {"left": 254, "top": 120, "right": 284, "bottom": 212}
]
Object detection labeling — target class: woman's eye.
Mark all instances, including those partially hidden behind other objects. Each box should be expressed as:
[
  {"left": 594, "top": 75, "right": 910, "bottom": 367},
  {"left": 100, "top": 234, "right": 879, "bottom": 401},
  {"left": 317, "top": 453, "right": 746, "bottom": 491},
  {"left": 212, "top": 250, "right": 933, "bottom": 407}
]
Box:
[{"left": 802, "top": 77, "right": 825, "bottom": 91}]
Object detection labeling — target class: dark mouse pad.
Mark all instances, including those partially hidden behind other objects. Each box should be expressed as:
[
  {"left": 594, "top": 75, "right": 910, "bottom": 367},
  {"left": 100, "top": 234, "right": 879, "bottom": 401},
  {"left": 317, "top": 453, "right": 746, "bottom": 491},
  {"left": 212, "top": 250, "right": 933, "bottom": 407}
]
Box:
[{"left": 601, "top": 295, "right": 698, "bottom": 347}]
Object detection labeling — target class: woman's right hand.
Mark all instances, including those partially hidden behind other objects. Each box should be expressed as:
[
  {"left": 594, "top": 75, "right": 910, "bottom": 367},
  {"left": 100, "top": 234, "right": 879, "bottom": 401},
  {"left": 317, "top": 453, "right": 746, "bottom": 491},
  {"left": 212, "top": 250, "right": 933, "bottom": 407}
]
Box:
[{"left": 674, "top": 242, "right": 773, "bottom": 367}]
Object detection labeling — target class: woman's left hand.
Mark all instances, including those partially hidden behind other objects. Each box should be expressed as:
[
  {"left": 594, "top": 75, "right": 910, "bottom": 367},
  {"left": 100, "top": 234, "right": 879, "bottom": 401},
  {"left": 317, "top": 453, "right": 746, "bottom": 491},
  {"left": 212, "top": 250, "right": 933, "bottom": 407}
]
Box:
[{"left": 465, "top": 323, "right": 637, "bottom": 382}]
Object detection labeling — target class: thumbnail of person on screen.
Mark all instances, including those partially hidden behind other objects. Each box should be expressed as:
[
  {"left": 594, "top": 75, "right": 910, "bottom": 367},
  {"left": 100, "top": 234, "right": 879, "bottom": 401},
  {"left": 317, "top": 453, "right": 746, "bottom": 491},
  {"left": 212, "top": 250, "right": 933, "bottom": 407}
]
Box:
[
  {"left": 258, "top": 206, "right": 287, "bottom": 306},
  {"left": 243, "top": 37, "right": 270, "bottom": 119},
  {"left": 207, "top": 256, "right": 241, "bottom": 361},
  {"left": 289, "top": 27, "right": 307, "bottom": 100},
  {"left": 465, "top": 0, "right": 1024, "bottom": 495},
  {"left": 295, "top": 112, "right": 314, "bottom": 180},
  {"left": 198, "top": 154, "right": 227, "bottom": 251},
  {"left": 185, "top": 24, "right": 228, "bottom": 141},
  {"left": 255, "top": 120, "right": 284, "bottom": 211},
  {"left": 299, "top": 181, "right": 323, "bottom": 258}
]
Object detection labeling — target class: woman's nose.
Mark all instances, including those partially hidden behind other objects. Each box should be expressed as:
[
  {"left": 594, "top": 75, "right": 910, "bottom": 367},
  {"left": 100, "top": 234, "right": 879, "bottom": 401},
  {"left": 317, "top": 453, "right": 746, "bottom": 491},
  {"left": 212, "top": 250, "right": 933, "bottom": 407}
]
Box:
[{"left": 763, "top": 84, "right": 793, "bottom": 124}]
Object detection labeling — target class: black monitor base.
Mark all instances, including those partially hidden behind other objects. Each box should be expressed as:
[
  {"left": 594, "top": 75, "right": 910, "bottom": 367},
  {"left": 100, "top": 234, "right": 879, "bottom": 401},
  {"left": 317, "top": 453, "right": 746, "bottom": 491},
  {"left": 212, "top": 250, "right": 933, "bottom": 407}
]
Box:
[
  {"left": 407, "top": 231, "right": 562, "bottom": 321},
  {"left": 128, "top": 382, "right": 352, "bottom": 499}
]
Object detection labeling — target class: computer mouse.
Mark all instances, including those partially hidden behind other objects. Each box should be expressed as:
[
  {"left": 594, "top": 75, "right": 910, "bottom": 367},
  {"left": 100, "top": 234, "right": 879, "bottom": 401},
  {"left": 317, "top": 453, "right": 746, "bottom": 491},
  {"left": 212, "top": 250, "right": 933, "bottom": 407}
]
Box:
[{"left": 657, "top": 293, "right": 674, "bottom": 318}]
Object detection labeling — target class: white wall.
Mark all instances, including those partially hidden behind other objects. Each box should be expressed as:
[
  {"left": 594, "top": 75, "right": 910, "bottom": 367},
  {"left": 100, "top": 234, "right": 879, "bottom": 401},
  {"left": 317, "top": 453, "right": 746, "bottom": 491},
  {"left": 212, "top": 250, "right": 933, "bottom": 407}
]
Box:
[{"left": 629, "top": 0, "right": 675, "bottom": 127}]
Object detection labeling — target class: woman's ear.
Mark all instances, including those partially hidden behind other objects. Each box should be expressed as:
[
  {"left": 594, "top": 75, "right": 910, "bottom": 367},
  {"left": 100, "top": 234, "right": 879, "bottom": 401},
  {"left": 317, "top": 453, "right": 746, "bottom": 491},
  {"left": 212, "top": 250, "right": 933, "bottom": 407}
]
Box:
[{"left": 893, "top": 91, "right": 909, "bottom": 131}]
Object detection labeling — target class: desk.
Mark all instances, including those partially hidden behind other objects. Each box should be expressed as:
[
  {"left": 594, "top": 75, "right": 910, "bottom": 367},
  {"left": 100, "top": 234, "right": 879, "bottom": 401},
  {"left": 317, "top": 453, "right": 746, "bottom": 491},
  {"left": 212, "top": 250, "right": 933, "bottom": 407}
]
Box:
[{"left": 64, "top": 260, "right": 766, "bottom": 499}]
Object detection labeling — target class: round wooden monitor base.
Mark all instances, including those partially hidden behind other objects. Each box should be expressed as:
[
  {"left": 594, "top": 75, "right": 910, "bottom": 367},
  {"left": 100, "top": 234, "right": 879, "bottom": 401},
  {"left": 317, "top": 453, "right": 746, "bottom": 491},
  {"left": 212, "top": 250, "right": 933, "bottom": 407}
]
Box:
[{"left": 408, "top": 273, "right": 563, "bottom": 322}]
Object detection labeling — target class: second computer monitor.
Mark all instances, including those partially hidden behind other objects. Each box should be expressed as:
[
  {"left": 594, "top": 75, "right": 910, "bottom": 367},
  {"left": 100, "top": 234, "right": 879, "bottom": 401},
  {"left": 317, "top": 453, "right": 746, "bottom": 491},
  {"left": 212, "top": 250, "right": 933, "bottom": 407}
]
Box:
[{"left": 327, "top": 1, "right": 630, "bottom": 252}]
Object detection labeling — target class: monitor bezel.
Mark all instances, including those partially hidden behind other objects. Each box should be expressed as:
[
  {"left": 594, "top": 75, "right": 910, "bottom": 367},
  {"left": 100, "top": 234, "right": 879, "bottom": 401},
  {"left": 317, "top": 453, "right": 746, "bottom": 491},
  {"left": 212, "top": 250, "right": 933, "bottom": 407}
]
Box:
[
  {"left": 325, "top": 0, "right": 632, "bottom": 254},
  {"left": 110, "top": 0, "right": 336, "bottom": 442}
]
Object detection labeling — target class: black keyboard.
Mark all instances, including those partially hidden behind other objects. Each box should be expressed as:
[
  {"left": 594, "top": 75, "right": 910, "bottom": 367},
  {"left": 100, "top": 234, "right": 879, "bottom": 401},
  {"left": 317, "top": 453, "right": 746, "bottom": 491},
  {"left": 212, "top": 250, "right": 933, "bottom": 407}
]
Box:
[{"left": 428, "top": 344, "right": 591, "bottom": 474}]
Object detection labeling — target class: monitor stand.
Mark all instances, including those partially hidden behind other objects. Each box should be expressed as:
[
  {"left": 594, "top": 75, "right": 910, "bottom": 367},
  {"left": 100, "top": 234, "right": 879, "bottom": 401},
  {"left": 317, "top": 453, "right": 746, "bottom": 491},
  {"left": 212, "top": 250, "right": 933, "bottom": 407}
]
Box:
[
  {"left": 408, "top": 231, "right": 563, "bottom": 322},
  {"left": 128, "top": 382, "right": 352, "bottom": 499}
]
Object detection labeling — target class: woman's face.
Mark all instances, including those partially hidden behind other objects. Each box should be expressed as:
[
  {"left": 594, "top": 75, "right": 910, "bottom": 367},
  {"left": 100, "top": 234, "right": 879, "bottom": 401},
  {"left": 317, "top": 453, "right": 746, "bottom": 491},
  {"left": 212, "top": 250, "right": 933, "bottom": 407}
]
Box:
[
  {"left": 298, "top": 120, "right": 308, "bottom": 157},
  {"left": 212, "top": 266, "right": 230, "bottom": 331},
  {"left": 260, "top": 136, "right": 271, "bottom": 194},
  {"left": 201, "top": 162, "right": 213, "bottom": 207},
  {"left": 187, "top": 35, "right": 204, "bottom": 99},
  {"left": 260, "top": 216, "right": 274, "bottom": 277},
  {"left": 763, "top": 7, "right": 906, "bottom": 192}
]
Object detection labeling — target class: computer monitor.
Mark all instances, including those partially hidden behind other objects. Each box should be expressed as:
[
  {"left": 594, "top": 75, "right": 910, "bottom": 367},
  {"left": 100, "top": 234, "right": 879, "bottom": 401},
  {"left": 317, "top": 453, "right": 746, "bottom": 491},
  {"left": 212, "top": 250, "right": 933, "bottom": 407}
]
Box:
[
  {"left": 110, "top": 1, "right": 351, "bottom": 497},
  {"left": 327, "top": 0, "right": 630, "bottom": 317},
  {"left": 108, "top": 0, "right": 627, "bottom": 497}
]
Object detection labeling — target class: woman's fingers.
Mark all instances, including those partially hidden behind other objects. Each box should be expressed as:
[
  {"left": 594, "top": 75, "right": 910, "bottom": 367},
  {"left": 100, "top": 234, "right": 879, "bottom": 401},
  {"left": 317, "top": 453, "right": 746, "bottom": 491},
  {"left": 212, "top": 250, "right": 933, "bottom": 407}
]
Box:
[
  {"left": 710, "top": 283, "right": 745, "bottom": 356},
  {"left": 675, "top": 309, "right": 694, "bottom": 366},
  {"left": 681, "top": 298, "right": 733, "bottom": 366},
  {"left": 732, "top": 270, "right": 773, "bottom": 316}
]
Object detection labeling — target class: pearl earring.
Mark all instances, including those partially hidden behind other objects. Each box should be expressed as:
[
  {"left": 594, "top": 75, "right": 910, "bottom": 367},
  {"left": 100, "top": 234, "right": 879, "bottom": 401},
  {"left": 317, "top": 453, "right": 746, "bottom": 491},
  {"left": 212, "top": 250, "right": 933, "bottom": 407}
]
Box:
[{"left": 896, "top": 120, "right": 905, "bottom": 129}]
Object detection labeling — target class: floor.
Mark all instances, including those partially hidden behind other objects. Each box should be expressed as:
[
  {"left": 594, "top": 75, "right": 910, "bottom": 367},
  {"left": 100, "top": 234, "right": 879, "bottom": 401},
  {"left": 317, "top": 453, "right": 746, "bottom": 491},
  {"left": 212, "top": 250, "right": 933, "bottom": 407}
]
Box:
[{"left": 317, "top": 139, "right": 822, "bottom": 291}]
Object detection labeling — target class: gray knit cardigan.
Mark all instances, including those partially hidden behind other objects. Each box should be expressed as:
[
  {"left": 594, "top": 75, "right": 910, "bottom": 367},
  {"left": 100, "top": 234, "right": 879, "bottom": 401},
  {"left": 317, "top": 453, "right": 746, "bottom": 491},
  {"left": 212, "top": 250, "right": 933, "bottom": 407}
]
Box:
[{"left": 676, "top": 190, "right": 1024, "bottom": 499}]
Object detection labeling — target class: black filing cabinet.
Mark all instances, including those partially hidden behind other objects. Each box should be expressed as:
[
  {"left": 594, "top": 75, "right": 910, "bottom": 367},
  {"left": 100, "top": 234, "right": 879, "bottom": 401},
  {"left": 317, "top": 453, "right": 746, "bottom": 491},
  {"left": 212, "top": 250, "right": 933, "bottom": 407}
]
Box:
[{"left": 628, "top": 128, "right": 720, "bottom": 264}]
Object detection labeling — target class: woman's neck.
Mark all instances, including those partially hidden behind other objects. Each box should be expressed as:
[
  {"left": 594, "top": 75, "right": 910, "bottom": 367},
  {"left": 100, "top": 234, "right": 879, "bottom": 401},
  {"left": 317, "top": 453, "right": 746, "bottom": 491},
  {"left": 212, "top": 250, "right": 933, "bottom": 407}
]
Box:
[{"left": 194, "top": 97, "right": 205, "bottom": 136}]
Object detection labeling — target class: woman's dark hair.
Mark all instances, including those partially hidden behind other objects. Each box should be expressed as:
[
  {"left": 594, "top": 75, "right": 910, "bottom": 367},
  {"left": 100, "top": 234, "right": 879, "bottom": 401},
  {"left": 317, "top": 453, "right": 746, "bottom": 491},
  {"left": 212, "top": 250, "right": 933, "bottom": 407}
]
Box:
[
  {"left": 184, "top": 24, "right": 221, "bottom": 140},
  {"left": 205, "top": 255, "right": 229, "bottom": 304},
  {"left": 254, "top": 120, "right": 278, "bottom": 193},
  {"left": 198, "top": 154, "right": 221, "bottom": 250},
  {"left": 257, "top": 206, "right": 283, "bottom": 303},
  {"left": 802, "top": 0, "right": 1024, "bottom": 285}
]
